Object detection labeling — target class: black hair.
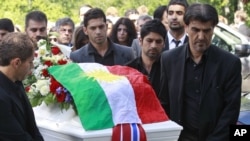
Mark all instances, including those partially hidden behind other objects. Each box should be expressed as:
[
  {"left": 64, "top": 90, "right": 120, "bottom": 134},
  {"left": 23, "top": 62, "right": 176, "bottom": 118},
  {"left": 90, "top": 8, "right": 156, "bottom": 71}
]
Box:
[
  {"left": 110, "top": 17, "right": 137, "bottom": 46},
  {"left": 25, "top": 10, "right": 47, "bottom": 29},
  {"left": 83, "top": 8, "right": 106, "bottom": 27},
  {"left": 0, "top": 18, "right": 14, "bottom": 32},
  {"left": 184, "top": 3, "right": 218, "bottom": 26},
  {"left": 153, "top": 5, "right": 167, "bottom": 21},
  {"left": 140, "top": 19, "right": 166, "bottom": 40},
  {"left": 167, "top": 0, "right": 189, "bottom": 11}
]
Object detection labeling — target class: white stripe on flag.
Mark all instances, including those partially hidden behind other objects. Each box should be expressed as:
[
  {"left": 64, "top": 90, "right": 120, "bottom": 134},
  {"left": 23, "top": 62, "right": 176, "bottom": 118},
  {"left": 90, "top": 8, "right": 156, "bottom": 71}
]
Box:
[
  {"left": 120, "top": 124, "right": 123, "bottom": 141},
  {"left": 79, "top": 63, "right": 141, "bottom": 125}
]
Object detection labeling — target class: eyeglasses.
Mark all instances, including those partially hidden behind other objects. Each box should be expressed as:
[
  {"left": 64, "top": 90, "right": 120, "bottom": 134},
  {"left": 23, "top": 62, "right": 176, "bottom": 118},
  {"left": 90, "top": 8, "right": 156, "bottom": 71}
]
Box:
[{"left": 49, "top": 37, "right": 57, "bottom": 42}]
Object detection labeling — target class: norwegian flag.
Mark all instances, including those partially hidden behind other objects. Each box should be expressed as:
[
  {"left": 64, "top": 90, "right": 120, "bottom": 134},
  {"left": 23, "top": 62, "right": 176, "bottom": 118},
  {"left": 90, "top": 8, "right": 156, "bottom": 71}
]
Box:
[{"left": 112, "top": 123, "right": 147, "bottom": 141}]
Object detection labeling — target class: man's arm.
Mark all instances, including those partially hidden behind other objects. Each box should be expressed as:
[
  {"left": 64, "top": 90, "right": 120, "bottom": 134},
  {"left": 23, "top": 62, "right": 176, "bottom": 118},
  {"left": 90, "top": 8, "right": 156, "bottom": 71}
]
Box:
[{"left": 207, "top": 58, "right": 242, "bottom": 141}]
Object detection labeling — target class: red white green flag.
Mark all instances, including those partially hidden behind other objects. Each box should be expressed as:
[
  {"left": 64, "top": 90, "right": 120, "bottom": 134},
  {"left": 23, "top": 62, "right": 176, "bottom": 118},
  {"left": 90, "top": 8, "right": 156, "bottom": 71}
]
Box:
[{"left": 48, "top": 63, "right": 168, "bottom": 131}]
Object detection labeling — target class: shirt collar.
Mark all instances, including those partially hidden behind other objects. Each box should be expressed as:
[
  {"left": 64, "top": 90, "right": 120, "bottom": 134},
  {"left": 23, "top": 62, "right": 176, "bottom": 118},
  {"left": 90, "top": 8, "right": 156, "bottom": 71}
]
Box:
[
  {"left": 87, "top": 38, "right": 114, "bottom": 55},
  {"left": 185, "top": 44, "right": 209, "bottom": 63},
  {"left": 168, "top": 31, "right": 187, "bottom": 45}
]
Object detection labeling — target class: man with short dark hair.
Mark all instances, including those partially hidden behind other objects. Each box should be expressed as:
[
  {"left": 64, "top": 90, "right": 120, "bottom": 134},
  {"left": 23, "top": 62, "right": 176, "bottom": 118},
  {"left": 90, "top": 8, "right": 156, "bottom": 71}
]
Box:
[
  {"left": 70, "top": 8, "right": 135, "bottom": 66},
  {"left": 126, "top": 19, "right": 166, "bottom": 96},
  {"left": 159, "top": 3, "right": 241, "bottom": 141},
  {"left": 165, "top": 0, "right": 189, "bottom": 50},
  {"left": 0, "top": 18, "right": 14, "bottom": 42},
  {"left": 0, "top": 32, "right": 44, "bottom": 141},
  {"left": 25, "top": 10, "right": 47, "bottom": 42}
]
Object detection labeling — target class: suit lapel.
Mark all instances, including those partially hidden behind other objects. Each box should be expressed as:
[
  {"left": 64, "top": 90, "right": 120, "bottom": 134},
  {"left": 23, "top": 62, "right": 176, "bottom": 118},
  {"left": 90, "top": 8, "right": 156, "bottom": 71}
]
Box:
[
  {"left": 84, "top": 44, "right": 95, "bottom": 62},
  {"left": 174, "top": 45, "right": 187, "bottom": 104},
  {"left": 200, "top": 46, "right": 218, "bottom": 100},
  {"left": 164, "top": 34, "right": 169, "bottom": 50}
]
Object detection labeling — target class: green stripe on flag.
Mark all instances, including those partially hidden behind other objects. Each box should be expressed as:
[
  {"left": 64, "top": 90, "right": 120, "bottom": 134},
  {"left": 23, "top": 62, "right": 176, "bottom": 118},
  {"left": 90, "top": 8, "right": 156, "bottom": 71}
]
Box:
[{"left": 48, "top": 63, "right": 114, "bottom": 130}]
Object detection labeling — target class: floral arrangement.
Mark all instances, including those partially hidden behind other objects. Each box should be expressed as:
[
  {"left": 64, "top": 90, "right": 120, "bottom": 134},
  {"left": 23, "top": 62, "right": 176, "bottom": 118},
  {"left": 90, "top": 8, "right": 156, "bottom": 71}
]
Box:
[{"left": 24, "top": 39, "right": 73, "bottom": 110}]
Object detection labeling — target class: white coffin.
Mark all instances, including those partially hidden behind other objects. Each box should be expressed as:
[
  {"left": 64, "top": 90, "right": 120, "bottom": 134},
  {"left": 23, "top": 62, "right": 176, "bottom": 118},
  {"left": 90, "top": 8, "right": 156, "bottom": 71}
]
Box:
[{"left": 33, "top": 103, "right": 183, "bottom": 141}]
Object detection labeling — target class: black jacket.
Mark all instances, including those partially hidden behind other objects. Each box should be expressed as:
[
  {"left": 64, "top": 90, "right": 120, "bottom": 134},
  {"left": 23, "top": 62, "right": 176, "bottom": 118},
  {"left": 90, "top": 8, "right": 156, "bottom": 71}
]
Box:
[
  {"left": 0, "top": 72, "right": 43, "bottom": 141},
  {"left": 159, "top": 44, "right": 242, "bottom": 141}
]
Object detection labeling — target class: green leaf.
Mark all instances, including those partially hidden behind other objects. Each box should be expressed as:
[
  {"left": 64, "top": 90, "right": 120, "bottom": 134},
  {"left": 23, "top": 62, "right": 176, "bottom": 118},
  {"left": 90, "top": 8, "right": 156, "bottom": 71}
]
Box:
[{"left": 44, "top": 93, "right": 56, "bottom": 105}]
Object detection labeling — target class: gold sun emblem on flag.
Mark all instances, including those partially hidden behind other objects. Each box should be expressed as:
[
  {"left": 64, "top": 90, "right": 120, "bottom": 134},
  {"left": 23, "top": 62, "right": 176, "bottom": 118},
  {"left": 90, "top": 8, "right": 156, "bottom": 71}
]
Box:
[{"left": 85, "top": 70, "right": 123, "bottom": 83}]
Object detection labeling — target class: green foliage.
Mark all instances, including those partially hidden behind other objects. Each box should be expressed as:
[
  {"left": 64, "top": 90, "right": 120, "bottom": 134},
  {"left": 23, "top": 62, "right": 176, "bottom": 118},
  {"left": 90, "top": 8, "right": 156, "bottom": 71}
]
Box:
[
  {"left": 0, "top": 0, "right": 248, "bottom": 35},
  {"left": 23, "top": 75, "right": 37, "bottom": 88},
  {"left": 244, "top": 2, "right": 250, "bottom": 26},
  {"left": 241, "top": 96, "right": 250, "bottom": 111}
]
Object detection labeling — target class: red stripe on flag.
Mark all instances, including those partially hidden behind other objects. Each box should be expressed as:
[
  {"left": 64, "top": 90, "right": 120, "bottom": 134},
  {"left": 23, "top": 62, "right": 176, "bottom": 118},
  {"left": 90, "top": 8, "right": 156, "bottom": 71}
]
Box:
[
  {"left": 107, "top": 66, "right": 169, "bottom": 124},
  {"left": 138, "top": 124, "right": 147, "bottom": 141}
]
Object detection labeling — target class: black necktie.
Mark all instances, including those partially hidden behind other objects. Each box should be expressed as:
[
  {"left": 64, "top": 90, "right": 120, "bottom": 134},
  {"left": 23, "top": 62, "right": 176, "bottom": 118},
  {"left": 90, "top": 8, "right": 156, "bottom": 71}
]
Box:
[{"left": 173, "top": 40, "right": 181, "bottom": 47}]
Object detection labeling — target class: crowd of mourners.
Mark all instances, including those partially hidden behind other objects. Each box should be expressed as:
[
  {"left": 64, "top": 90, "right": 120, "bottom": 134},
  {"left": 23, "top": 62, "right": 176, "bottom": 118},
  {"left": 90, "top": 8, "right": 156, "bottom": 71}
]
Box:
[{"left": 0, "top": 0, "right": 249, "bottom": 140}]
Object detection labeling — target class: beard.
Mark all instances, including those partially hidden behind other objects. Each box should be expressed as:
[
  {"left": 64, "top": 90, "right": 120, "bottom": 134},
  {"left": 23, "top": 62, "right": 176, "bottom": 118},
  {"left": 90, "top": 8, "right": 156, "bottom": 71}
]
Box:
[
  {"left": 169, "top": 25, "right": 184, "bottom": 31},
  {"left": 145, "top": 49, "right": 161, "bottom": 60}
]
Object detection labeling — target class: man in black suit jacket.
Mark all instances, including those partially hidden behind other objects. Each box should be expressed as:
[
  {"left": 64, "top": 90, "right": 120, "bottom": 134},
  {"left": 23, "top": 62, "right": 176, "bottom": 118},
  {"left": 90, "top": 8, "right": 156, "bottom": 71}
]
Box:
[
  {"left": 126, "top": 19, "right": 166, "bottom": 96},
  {"left": 70, "top": 8, "right": 134, "bottom": 65},
  {"left": 0, "top": 33, "right": 43, "bottom": 140},
  {"left": 159, "top": 3, "right": 241, "bottom": 141},
  {"left": 164, "top": 0, "right": 189, "bottom": 50}
]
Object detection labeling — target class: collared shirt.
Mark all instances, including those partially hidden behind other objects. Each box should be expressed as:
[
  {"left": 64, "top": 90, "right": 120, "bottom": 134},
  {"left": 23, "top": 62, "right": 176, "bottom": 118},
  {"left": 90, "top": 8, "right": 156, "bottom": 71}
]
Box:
[
  {"left": 125, "top": 57, "right": 161, "bottom": 96},
  {"left": 87, "top": 40, "right": 115, "bottom": 66},
  {"left": 182, "top": 46, "right": 208, "bottom": 135},
  {"left": 168, "top": 31, "right": 187, "bottom": 50}
]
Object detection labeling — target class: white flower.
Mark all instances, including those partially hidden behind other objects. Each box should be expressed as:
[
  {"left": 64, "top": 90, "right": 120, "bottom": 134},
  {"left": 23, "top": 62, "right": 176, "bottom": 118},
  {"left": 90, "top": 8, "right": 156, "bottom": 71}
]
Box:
[
  {"left": 33, "top": 65, "right": 47, "bottom": 79},
  {"left": 36, "top": 79, "right": 50, "bottom": 96},
  {"left": 40, "top": 85, "right": 50, "bottom": 96},
  {"left": 33, "top": 57, "right": 41, "bottom": 68}
]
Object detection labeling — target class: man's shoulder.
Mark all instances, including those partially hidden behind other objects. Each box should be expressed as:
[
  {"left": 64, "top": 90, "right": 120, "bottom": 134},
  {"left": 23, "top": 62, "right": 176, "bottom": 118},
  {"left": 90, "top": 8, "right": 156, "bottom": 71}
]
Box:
[
  {"left": 70, "top": 44, "right": 89, "bottom": 61},
  {"left": 125, "top": 57, "right": 140, "bottom": 66},
  {"left": 71, "top": 44, "right": 88, "bottom": 55},
  {"left": 209, "top": 45, "right": 241, "bottom": 64}
]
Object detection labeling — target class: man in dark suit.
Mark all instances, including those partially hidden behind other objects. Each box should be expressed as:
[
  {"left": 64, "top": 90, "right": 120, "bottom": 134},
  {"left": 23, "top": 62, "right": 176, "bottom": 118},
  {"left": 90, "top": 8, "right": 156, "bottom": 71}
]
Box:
[
  {"left": 164, "top": 0, "right": 189, "bottom": 50},
  {"left": 70, "top": 8, "right": 134, "bottom": 65},
  {"left": 0, "top": 33, "right": 44, "bottom": 140},
  {"left": 126, "top": 19, "right": 166, "bottom": 96},
  {"left": 159, "top": 3, "right": 241, "bottom": 141}
]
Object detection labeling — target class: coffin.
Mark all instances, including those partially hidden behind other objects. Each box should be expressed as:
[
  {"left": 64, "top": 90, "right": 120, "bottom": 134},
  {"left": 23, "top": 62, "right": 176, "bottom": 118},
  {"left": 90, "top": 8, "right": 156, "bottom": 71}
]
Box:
[{"left": 33, "top": 103, "right": 183, "bottom": 141}]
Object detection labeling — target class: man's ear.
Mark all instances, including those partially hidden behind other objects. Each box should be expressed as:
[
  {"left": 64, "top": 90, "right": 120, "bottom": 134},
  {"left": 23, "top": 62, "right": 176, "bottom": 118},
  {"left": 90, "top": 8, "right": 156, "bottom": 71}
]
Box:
[
  {"left": 83, "top": 26, "right": 88, "bottom": 35},
  {"left": 11, "top": 58, "right": 21, "bottom": 68},
  {"left": 139, "top": 37, "right": 143, "bottom": 48}
]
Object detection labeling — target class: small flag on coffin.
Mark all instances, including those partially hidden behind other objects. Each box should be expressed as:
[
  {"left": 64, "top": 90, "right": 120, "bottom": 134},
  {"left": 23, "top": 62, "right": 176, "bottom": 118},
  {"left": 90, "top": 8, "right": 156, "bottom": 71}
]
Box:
[
  {"left": 112, "top": 123, "right": 146, "bottom": 141},
  {"left": 48, "top": 63, "right": 168, "bottom": 132}
]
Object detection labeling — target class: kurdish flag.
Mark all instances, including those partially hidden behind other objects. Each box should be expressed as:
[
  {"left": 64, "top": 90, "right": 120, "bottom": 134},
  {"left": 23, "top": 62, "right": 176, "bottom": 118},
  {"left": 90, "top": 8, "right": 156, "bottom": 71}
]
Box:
[{"left": 48, "top": 63, "right": 168, "bottom": 131}]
